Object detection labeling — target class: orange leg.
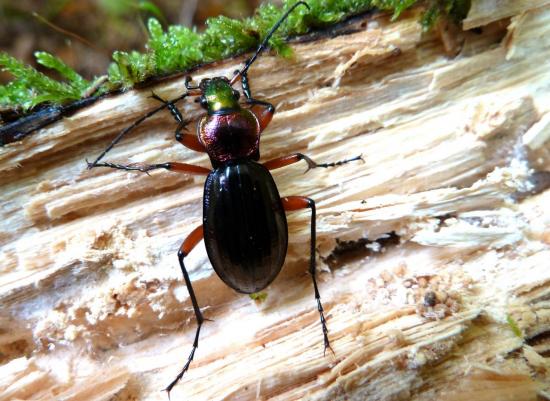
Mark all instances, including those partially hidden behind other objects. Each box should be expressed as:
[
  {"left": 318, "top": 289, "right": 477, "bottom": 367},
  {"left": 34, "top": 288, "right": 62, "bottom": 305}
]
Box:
[
  {"left": 264, "top": 153, "right": 362, "bottom": 172},
  {"left": 176, "top": 127, "right": 207, "bottom": 153},
  {"left": 281, "top": 196, "right": 332, "bottom": 355},
  {"left": 240, "top": 70, "right": 275, "bottom": 132},
  {"left": 264, "top": 153, "right": 317, "bottom": 171},
  {"left": 168, "top": 162, "right": 210, "bottom": 175},
  {"left": 249, "top": 102, "right": 274, "bottom": 133},
  {"left": 150, "top": 92, "right": 207, "bottom": 153},
  {"left": 165, "top": 225, "right": 205, "bottom": 396},
  {"left": 89, "top": 161, "right": 210, "bottom": 175}
]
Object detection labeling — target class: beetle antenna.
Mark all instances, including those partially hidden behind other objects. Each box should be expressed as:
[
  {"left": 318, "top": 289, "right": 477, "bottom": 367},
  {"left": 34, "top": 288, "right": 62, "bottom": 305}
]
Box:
[
  {"left": 87, "top": 91, "right": 189, "bottom": 169},
  {"left": 230, "top": 1, "right": 310, "bottom": 85}
]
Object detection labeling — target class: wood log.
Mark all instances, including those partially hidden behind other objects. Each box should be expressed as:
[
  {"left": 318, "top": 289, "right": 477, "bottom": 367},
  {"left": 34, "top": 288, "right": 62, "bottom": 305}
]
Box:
[{"left": 1, "top": 1, "right": 550, "bottom": 400}]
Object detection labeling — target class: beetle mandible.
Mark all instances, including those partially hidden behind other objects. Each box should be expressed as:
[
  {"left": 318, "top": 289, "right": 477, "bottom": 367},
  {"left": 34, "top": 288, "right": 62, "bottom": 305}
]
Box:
[{"left": 87, "top": 1, "right": 360, "bottom": 395}]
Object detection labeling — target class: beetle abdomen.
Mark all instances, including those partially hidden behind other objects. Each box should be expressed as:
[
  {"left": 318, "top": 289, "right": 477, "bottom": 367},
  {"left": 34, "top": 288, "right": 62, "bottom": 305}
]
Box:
[{"left": 203, "top": 160, "right": 287, "bottom": 293}]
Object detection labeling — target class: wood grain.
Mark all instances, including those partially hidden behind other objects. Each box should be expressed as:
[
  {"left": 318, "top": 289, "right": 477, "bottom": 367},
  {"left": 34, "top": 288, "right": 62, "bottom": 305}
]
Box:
[{"left": 1, "top": 2, "right": 549, "bottom": 400}]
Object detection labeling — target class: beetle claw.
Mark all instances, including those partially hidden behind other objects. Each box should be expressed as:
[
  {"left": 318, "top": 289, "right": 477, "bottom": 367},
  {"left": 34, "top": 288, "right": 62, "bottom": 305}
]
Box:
[
  {"left": 301, "top": 154, "right": 319, "bottom": 173},
  {"left": 324, "top": 343, "right": 335, "bottom": 357}
]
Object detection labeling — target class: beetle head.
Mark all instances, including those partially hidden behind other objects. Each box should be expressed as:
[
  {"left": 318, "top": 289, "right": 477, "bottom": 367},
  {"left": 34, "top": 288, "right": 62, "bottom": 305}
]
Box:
[{"left": 198, "top": 77, "right": 240, "bottom": 114}]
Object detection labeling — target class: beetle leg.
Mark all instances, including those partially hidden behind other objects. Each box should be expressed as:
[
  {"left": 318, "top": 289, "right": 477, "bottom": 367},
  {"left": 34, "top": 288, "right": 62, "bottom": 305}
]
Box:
[
  {"left": 281, "top": 196, "right": 333, "bottom": 356},
  {"left": 263, "top": 153, "right": 362, "bottom": 172},
  {"left": 249, "top": 101, "right": 275, "bottom": 133},
  {"left": 165, "top": 225, "right": 205, "bottom": 396},
  {"left": 87, "top": 161, "right": 210, "bottom": 175},
  {"left": 239, "top": 70, "right": 275, "bottom": 132},
  {"left": 176, "top": 127, "right": 207, "bottom": 153},
  {"left": 150, "top": 92, "right": 207, "bottom": 153}
]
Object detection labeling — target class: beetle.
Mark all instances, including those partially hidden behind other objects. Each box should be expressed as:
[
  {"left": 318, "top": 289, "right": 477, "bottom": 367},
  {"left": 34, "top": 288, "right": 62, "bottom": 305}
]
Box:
[{"left": 87, "top": 1, "right": 360, "bottom": 395}]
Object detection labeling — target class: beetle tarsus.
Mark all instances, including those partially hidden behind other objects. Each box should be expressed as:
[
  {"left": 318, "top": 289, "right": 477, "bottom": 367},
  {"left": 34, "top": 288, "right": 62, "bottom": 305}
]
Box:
[
  {"left": 305, "top": 198, "right": 334, "bottom": 356},
  {"left": 85, "top": 158, "right": 96, "bottom": 170},
  {"left": 150, "top": 92, "right": 194, "bottom": 144},
  {"left": 264, "top": 153, "right": 361, "bottom": 173},
  {"left": 281, "top": 197, "right": 333, "bottom": 356},
  {"left": 164, "top": 323, "right": 202, "bottom": 396},
  {"left": 241, "top": 69, "right": 253, "bottom": 101},
  {"left": 166, "top": 228, "right": 205, "bottom": 396},
  {"left": 306, "top": 154, "right": 363, "bottom": 172},
  {"left": 297, "top": 154, "right": 320, "bottom": 172},
  {"left": 317, "top": 295, "right": 334, "bottom": 356},
  {"left": 86, "top": 161, "right": 171, "bottom": 174},
  {"left": 149, "top": 91, "right": 197, "bottom": 149},
  {"left": 306, "top": 198, "right": 334, "bottom": 355},
  {"left": 324, "top": 342, "right": 336, "bottom": 357},
  {"left": 240, "top": 70, "right": 275, "bottom": 114},
  {"left": 150, "top": 92, "right": 188, "bottom": 126}
]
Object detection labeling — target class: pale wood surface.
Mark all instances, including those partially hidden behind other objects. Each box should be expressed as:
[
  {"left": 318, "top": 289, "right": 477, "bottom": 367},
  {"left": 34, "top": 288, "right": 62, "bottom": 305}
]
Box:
[{"left": 1, "top": 1, "right": 550, "bottom": 400}]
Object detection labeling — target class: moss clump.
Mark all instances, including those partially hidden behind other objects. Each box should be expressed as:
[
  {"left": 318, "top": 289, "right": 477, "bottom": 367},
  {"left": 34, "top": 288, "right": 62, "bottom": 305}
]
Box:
[
  {"left": 506, "top": 314, "right": 523, "bottom": 339},
  {"left": 421, "top": 0, "right": 470, "bottom": 29},
  {"left": 0, "top": 51, "right": 93, "bottom": 110},
  {"left": 249, "top": 292, "right": 268, "bottom": 303},
  {"left": 0, "top": 0, "right": 470, "bottom": 111}
]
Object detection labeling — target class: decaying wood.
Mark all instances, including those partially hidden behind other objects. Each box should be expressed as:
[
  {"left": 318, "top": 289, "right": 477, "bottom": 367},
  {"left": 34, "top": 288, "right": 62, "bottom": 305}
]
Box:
[{"left": 1, "top": 1, "right": 550, "bottom": 400}]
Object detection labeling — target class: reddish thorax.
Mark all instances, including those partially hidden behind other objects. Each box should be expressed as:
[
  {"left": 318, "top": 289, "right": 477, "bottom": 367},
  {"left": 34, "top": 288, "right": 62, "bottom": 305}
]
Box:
[
  {"left": 198, "top": 109, "right": 260, "bottom": 165},
  {"left": 196, "top": 77, "right": 263, "bottom": 167}
]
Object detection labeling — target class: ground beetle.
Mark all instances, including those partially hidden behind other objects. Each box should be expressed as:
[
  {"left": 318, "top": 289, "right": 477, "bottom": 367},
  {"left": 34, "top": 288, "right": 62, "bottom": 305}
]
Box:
[{"left": 87, "top": 2, "right": 360, "bottom": 395}]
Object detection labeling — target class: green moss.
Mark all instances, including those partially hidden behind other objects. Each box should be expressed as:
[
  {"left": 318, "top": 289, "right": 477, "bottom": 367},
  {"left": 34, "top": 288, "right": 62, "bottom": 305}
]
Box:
[
  {"left": 421, "top": 0, "right": 470, "bottom": 29},
  {"left": 506, "top": 314, "right": 523, "bottom": 339},
  {"left": 249, "top": 292, "right": 268, "bottom": 302},
  {"left": 0, "top": 51, "right": 91, "bottom": 110},
  {"left": 0, "top": 0, "right": 470, "bottom": 111}
]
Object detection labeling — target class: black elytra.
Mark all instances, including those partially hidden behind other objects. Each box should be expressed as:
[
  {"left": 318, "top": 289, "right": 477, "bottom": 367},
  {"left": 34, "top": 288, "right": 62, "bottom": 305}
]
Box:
[{"left": 204, "top": 160, "right": 288, "bottom": 294}]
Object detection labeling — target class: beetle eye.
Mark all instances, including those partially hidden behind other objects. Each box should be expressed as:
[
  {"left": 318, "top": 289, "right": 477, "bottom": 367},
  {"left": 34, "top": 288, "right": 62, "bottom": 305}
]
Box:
[
  {"left": 233, "top": 90, "right": 240, "bottom": 100},
  {"left": 199, "top": 96, "right": 208, "bottom": 108}
]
